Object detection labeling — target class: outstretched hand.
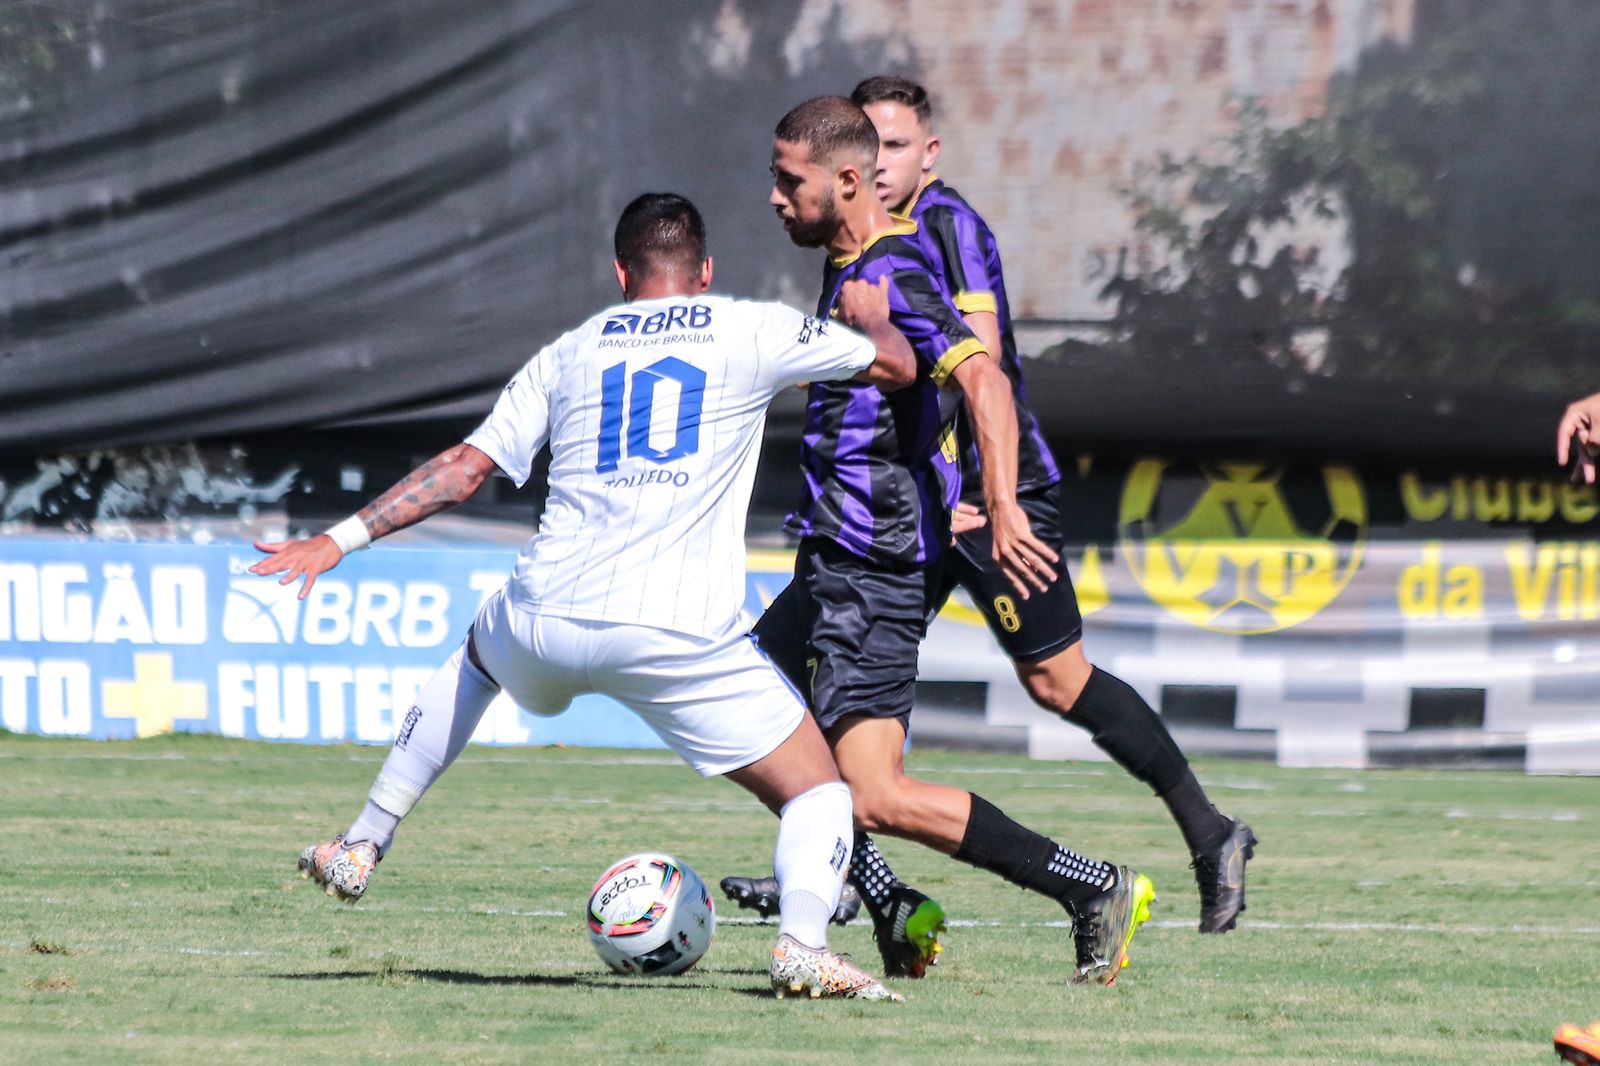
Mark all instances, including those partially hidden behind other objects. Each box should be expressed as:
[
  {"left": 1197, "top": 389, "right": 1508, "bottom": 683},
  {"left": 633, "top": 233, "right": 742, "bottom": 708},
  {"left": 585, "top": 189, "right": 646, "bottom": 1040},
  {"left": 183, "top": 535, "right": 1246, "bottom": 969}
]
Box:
[
  {"left": 250, "top": 535, "right": 345, "bottom": 599},
  {"left": 988, "top": 501, "right": 1059, "bottom": 599},
  {"left": 1557, "top": 391, "right": 1600, "bottom": 484}
]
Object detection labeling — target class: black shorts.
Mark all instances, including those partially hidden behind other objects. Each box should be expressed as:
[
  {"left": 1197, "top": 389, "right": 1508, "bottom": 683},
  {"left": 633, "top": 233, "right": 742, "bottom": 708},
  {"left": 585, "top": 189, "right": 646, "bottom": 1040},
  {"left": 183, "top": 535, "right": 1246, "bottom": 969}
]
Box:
[
  {"left": 933, "top": 484, "right": 1083, "bottom": 664},
  {"left": 752, "top": 540, "right": 939, "bottom": 734}
]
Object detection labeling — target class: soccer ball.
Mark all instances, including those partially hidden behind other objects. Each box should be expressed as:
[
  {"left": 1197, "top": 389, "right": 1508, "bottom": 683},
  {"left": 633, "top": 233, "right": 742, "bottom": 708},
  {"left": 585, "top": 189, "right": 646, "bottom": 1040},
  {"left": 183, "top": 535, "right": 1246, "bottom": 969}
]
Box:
[{"left": 586, "top": 852, "right": 715, "bottom": 976}]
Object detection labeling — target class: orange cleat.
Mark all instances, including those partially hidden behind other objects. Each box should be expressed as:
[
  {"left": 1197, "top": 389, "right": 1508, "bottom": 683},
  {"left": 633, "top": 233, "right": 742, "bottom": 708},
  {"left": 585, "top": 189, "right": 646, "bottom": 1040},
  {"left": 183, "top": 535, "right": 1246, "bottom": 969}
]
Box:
[
  {"left": 769, "top": 934, "right": 902, "bottom": 1001},
  {"left": 298, "top": 835, "right": 380, "bottom": 903},
  {"left": 1555, "top": 1021, "right": 1600, "bottom": 1066}
]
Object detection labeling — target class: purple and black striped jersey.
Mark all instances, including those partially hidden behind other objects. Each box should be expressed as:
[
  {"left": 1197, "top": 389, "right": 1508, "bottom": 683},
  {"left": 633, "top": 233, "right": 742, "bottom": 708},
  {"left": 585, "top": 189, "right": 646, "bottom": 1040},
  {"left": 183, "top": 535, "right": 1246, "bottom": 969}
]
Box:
[
  {"left": 901, "top": 176, "right": 1061, "bottom": 504},
  {"left": 785, "top": 220, "right": 984, "bottom": 568}
]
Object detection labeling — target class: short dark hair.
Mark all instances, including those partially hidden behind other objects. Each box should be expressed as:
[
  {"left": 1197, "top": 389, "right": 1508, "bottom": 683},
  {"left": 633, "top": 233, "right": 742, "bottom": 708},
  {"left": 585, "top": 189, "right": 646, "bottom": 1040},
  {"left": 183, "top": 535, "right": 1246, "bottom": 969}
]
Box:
[
  {"left": 850, "top": 75, "right": 933, "bottom": 127},
  {"left": 774, "top": 96, "right": 878, "bottom": 170},
  {"left": 613, "top": 193, "right": 707, "bottom": 279}
]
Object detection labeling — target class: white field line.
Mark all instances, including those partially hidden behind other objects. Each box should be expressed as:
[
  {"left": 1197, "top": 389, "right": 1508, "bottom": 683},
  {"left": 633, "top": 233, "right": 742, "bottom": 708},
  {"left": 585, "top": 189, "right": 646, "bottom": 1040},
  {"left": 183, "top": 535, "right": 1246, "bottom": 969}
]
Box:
[
  {"left": 1443, "top": 808, "right": 1582, "bottom": 821},
  {"left": 917, "top": 766, "right": 1108, "bottom": 777},
  {"left": 416, "top": 906, "right": 568, "bottom": 918},
  {"left": 9, "top": 915, "right": 1600, "bottom": 965},
  {"left": 0, "top": 749, "right": 1132, "bottom": 779},
  {"left": 0, "top": 748, "right": 1572, "bottom": 788},
  {"left": 715, "top": 916, "right": 1600, "bottom": 935},
  {"left": 0, "top": 751, "right": 1103, "bottom": 776},
  {"left": 0, "top": 751, "right": 689, "bottom": 767},
  {"left": 1304, "top": 807, "right": 1582, "bottom": 821},
  {"left": 167, "top": 899, "right": 1600, "bottom": 939}
]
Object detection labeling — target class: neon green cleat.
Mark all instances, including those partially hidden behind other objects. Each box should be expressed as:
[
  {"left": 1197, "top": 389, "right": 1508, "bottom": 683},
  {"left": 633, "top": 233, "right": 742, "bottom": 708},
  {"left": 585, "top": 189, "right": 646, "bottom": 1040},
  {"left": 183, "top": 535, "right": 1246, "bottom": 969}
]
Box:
[
  {"left": 871, "top": 886, "right": 947, "bottom": 978},
  {"left": 1069, "top": 866, "right": 1156, "bottom": 986}
]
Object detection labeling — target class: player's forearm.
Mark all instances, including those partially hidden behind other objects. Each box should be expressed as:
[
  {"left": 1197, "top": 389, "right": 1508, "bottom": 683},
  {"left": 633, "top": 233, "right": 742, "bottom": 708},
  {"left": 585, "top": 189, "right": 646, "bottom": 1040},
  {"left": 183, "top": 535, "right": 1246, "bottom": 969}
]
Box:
[
  {"left": 954, "top": 356, "right": 1020, "bottom": 511},
  {"left": 856, "top": 321, "right": 916, "bottom": 390},
  {"left": 357, "top": 444, "right": 497, "bottom": 542}
]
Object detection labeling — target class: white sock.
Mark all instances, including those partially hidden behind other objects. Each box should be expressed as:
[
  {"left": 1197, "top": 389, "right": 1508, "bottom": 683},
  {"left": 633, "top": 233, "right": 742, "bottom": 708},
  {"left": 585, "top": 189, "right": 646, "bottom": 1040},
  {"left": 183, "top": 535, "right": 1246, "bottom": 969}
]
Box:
[
  {"left": 773, "top": 781, "right": 853, "bottom": 950},
  {"left": 346, "top": 800, "right": 400, "bottom": 854},
  {"left": 344, "top": 639, "right": 499, "bottom": 855}
]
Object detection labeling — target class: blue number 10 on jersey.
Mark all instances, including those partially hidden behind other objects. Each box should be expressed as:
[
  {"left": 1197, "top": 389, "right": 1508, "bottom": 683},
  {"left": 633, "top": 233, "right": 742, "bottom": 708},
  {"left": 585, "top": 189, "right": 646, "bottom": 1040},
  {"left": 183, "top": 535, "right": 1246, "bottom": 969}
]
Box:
[{"left": 595, "top": 356, "right": 708, "bottom": 473}]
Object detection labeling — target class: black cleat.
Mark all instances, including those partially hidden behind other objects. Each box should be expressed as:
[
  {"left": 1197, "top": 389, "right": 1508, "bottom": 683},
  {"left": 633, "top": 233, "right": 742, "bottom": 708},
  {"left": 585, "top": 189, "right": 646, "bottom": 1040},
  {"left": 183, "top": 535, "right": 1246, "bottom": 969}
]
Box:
[
  {"left": 869, "top": 885, "right": 946, "bottom": 978},
  {"left": 719, "top": 875, "right": 861, "bottom": 925},
  {"left": 720, "top": 874, "right": 781, "bottom": 918},
  {"left": 1193, "top": 819, "right": 1257, "bottom": 934}
]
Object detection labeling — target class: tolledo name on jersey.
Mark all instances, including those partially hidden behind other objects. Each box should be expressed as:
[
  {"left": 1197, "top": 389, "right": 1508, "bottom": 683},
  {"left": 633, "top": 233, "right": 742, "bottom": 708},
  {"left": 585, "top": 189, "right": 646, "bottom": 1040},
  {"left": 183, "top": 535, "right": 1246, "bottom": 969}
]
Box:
[{"left": 0, "top": 552, "right": 515, "bottom": 744}]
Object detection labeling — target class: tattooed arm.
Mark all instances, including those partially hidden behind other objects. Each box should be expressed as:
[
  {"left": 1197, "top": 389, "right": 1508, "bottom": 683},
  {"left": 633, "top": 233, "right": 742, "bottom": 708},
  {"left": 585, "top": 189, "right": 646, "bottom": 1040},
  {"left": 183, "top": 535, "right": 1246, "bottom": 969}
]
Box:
[
  {"left": 250, "top": 443, "right": 500, "bottom": 598},
  {"left": 356, "top": 443, "right": 499, "bottom": 540}
]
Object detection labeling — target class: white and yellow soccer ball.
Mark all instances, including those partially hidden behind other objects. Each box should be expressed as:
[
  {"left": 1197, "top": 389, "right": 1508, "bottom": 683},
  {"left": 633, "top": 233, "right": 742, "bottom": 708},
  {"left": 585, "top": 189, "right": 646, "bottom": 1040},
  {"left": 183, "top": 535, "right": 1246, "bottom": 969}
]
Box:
[{"left": 586, "top": 852, "right": 715, "bottom": 976}]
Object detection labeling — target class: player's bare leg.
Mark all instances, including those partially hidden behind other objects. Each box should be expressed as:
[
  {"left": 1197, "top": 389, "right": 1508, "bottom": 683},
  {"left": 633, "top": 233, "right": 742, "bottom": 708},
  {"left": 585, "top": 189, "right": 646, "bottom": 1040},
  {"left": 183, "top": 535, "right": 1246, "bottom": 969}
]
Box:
[
  {"left": 810, "top": 716, "right": 953, "bottom": 975},
  {"left": 725, "top": 712, "right": 840, "bottom": 812},
  {"left": 826, "top": 715, "right": 1153, "bottom": 984},
  {"left": 826, "top": 716, "right": 972, "bottom": 851},
  {"left": 726, "top": 718, "right": 901, "bottom": 1002},
  {"left": 1017, "top": 642, "right": 1256, "bottom": 934},
  {"left": 299, "top": 633, "right": 500, "bottom": 902},
  {"left": 1013, "top": 639, "right": 1093, "bottom": 708}
]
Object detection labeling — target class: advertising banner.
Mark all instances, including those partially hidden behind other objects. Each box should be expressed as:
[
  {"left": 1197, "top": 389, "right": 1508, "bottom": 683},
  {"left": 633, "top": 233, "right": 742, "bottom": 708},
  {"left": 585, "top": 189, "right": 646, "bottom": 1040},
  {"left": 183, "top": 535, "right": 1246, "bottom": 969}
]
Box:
[
  {"left": 928, "top": 457, "right": 1600, "bottom": 775},
  {"left": 0, "top": 540, "right": 666, "bottom": 751},
  {"left": 5, "top": 450, "right": 1599, "bottom": 775}
]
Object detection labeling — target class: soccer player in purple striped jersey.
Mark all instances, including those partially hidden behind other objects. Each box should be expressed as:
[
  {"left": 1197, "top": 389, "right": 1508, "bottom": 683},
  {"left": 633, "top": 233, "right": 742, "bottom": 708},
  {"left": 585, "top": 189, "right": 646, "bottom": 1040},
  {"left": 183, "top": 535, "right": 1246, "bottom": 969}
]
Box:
[
  {"left": 739, "top": 96, "right": 1156, "bottom": 988},
  {"left": 852, "top": 75, "right": 1256, "bottom": 934}
]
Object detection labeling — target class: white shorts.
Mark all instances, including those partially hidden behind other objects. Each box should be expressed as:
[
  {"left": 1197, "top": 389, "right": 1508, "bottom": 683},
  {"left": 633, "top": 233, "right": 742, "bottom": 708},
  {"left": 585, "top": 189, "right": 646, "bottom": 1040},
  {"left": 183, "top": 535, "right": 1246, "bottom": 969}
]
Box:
[{"left": 470, "top": 588, "right": 807, "bottom": 777}]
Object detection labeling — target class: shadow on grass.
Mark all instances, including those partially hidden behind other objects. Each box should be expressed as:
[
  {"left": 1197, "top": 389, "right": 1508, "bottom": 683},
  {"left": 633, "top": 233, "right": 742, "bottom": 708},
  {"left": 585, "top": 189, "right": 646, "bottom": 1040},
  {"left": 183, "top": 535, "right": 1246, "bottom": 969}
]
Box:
[
  {"left": 270, "top": 968, "right": 583, "bottom": 987},
  {"left": 730, "top": 986, "right": 785, "bottom": 999},
  {"left": 269, "top": 967, "right": 753, "bottom": 991}
]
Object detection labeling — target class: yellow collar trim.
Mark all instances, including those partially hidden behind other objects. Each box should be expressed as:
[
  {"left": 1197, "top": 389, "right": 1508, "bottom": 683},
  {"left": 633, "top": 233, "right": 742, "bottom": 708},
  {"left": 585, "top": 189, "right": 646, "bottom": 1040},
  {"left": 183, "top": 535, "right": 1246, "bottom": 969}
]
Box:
[{"left": 830, "top": 218, "right": 918, "bottom": 267}]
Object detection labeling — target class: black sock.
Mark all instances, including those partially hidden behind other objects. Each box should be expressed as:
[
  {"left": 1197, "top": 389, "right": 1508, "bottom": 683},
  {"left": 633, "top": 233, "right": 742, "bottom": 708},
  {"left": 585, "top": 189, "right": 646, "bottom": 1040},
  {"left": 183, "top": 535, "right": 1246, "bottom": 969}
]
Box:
[
  {"left": 848, "top": 832, "right": 901, "bottom": 921},
  {"left": 1064, "top": 666, "right": 1232, "bottom": 854},
  {"left": 953, "top": 793, "right": 1112, "bottom": 910},
  {"left": 1159, "top": 772, "right": 1233, "bottom": 854}
]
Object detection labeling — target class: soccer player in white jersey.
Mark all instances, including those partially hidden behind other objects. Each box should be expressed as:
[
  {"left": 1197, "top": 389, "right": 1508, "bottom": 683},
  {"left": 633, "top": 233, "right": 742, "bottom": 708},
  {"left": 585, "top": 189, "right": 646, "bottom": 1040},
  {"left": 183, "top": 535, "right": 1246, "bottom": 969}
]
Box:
[{"left": 251, "top": 193, "right": 917, "bottom": 1001}]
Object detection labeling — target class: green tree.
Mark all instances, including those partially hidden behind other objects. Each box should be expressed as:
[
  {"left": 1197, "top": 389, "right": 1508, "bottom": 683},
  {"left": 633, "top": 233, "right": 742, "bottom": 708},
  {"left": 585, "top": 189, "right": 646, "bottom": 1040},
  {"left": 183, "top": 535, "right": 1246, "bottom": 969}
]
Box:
[{"left": 1099, "top": 12, "right": 1598, "bottom": 397}]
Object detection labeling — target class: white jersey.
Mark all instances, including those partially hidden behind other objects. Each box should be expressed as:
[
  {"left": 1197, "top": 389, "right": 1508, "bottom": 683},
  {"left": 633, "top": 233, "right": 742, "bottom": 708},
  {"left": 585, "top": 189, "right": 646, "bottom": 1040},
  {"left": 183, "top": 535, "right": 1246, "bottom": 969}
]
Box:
[{"left": 466, "top": 293, "right": 876, "bottom": 639}]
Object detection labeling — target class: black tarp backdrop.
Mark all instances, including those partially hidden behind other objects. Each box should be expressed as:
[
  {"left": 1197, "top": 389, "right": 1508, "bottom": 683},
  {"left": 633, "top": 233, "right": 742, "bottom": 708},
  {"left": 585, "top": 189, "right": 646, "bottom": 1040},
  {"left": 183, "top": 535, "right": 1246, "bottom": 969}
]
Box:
[
  {"left": 3, "top": 1, "right": 1598, "bottom": 493},
  {"left": 0, "top": 1, "right": 901, "bottom": 454}
]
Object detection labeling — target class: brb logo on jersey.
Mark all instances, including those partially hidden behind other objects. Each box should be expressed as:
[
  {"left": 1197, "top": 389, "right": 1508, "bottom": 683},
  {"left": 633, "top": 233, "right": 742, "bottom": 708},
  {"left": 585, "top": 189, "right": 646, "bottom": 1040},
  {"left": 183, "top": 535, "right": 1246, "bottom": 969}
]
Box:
[
  {"left": 1118, "top": 460, "right": 1366, "bottom": 634},
  {"left": 602, "top": 305, "right": 713, "bottom": 336}
]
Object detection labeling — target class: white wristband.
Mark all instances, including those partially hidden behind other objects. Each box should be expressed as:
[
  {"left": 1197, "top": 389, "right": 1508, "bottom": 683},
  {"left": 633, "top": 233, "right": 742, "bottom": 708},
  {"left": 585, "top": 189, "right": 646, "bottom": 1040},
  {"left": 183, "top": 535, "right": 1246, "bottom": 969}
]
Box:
[{"left": 325, "top": 515, "right": 371, "bottom": 555}]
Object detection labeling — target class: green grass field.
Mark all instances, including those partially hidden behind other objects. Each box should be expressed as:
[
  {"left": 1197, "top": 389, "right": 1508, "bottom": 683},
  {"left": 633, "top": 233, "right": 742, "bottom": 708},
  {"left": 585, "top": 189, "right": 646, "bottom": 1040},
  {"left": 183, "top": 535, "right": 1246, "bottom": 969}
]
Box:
[{"left": 2, "top": 733, "right": 1593, "bottom": 1064}]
